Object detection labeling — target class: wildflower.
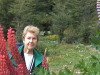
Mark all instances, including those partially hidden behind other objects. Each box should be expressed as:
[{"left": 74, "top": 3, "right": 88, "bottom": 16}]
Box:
[
  {"left": 0, "top": 25, "right": 30, "bottom": 75},
  {"left": 7, "top": 27, "right": 30, "bottom": 74},
  {"left": 0, "top": 25, "right": 17, "bottom": 75},
  {"left": 42, "top": 48, "right": 49, "bottom": 69}
]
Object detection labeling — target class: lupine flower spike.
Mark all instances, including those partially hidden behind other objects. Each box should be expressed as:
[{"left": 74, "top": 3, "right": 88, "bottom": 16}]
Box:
[
  {"left": 0, "top": 25, "right": 30, "bottom": 75},
  {"left": 0, "top": 25, "right": 17, "bottom": 75},
  {"left": 7, "top": 27, "right": 30, "bottom": 75},
  {"left": 42, "top": 48, "right": 49, "bottom": 69}
]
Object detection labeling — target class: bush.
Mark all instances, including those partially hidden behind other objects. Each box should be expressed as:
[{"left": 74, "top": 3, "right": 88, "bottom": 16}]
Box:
[
  {"left": 31, "top": 67, "right": 50, "bottom": 75},
  {"left": 74, "top": 55, "right": 100, "bottom": 75},
  {"left": 90, "top": 31, "right": 100, "bottom": 51},
  {"left": 40, "top": 35, "right": 58, "bottom": 41}
]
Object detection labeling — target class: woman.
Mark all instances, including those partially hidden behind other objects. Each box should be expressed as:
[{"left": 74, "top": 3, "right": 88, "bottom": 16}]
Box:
[{"left": 9, "top": 25, "right": 43, "bottom": 73}]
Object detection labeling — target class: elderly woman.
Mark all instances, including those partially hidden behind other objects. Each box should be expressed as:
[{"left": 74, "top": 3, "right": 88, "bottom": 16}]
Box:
[{"left": 10, "top": 25, "right": 43, "bottom": 73}]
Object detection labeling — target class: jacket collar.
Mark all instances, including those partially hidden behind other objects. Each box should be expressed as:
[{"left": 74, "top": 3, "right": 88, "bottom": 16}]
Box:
[{"left": 18, "top": 45, "right": 43, "bottom": 67}]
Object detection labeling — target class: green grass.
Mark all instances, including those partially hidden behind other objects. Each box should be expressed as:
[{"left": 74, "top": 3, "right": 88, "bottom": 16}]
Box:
[{"left": 37, "top": 40, "right": 100, "bottom": 74}]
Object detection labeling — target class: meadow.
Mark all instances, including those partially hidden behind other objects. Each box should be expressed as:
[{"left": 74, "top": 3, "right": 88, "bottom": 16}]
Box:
[{"left": 37, "top": 35, "right": 100, "bottom": 75}]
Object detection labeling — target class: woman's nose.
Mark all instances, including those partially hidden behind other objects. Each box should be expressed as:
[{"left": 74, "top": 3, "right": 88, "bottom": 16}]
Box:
[{"left": 29, "top": 39, "right": 32, "bottom": 42}]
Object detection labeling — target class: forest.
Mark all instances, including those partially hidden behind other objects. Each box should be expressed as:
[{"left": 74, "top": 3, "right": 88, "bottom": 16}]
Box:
[
  {"left": 0, "top": 0, "right": 98, "bottom": 44},
  {"left": 0, "top": 0, "right": 100, "bottom": 75}
]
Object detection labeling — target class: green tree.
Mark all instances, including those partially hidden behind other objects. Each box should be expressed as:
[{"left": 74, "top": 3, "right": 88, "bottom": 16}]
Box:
[
  {"left": 51, "top": 0, "right": 72, "bottom": 43},
  {"left": 12, "top": 0, "right": 54, "bottom": 41},
  {"left": 51, "top": 0, "right": 97, "bottom": 44},
  {"left": 66, "top": 0, "right": 97, "bottom": 44},
  {"left": 11, "top": 0, "right": 36, "bottom": 42},
  {"left": 31, "top": 0, "right": 54, "bottom": 35},
  {"left": 76, "top": 0, "right": 97, "bottom": 44},
  {"left": 0, "top": 0, "right": 15, "bottom": 39}
]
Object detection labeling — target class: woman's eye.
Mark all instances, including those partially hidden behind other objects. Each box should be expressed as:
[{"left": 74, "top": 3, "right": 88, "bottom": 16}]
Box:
[{"left": 27, "top": 37, "right": 31, "bottom": 39}]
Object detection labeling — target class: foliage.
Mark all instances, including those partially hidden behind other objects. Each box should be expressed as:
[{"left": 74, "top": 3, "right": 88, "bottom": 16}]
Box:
[
  {"left": 11, "top": 0, "right": 35, "bottom": 42},
  {"left": 0, "top": 0, "right": 98, "bottom": 44},
  {"left": 63, "top": 29, "right": 80, "bottom": 44},
  {"left": 51, "top": 0, "right": 97, "bottom": 44},
  {"left": 40, "top": 35, "right": 58, "bottom": 41},
  {"left": 90, "top": 31, "right": 100, "bottom": 50},
  {"left": 30, "top": 54, "right": 100, "bottom": 75},
  {"left": 74, "top": 55, "right": 100, "bottom": 75},
  {"left": 75, "top": 0, "right": 97, "bottom": 44},
  {"left": 31, "top": 66, "right": 73, "bottom": 75},
  {"left": 30, "top": 0, "right": 54, "bottom": 30},
  {"left": 37, "top": 39, "right": 100, "bottom": 74},
  {"left": 11, "top": 0, "right": 54, "bottom": 42},
  {"left": 31, "top": 67, "right": 50, "bottom": 75},
  {"left": 0, "top": 0, "right": 15, "bottom": 39},
  {"left": 51, "top": 0, "right": 72, "bottom": 43}
]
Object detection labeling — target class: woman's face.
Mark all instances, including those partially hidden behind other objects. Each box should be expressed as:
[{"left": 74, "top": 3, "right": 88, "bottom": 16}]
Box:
[{"left": 23, "top": 32, "right": 38, "bottom": 51}]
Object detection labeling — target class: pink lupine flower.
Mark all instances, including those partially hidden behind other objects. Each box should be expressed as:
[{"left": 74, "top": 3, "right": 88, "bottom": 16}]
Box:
[
  {"left": 0, "top": 25, "right": 17, "bottom": 75},
  {"left": 42, "top": 48, "right": 49, "bottom": 69},
  {"left": 0, "top": 25, "right": 30, "bottom": 75},
  {"left": 7, "top": 27, "right": 30, "bottom": 75}
]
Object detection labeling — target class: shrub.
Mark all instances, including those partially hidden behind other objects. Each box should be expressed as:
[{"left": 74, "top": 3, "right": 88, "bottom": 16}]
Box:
[
  {"left": 74, "top": 55, "right": 100, "bottom": 75},
  {"left": 90, "top": 31, "right": 100, "bottom": 51},
  {"left": 40, "top": 35, "right": 58, "bottom": 41}
]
